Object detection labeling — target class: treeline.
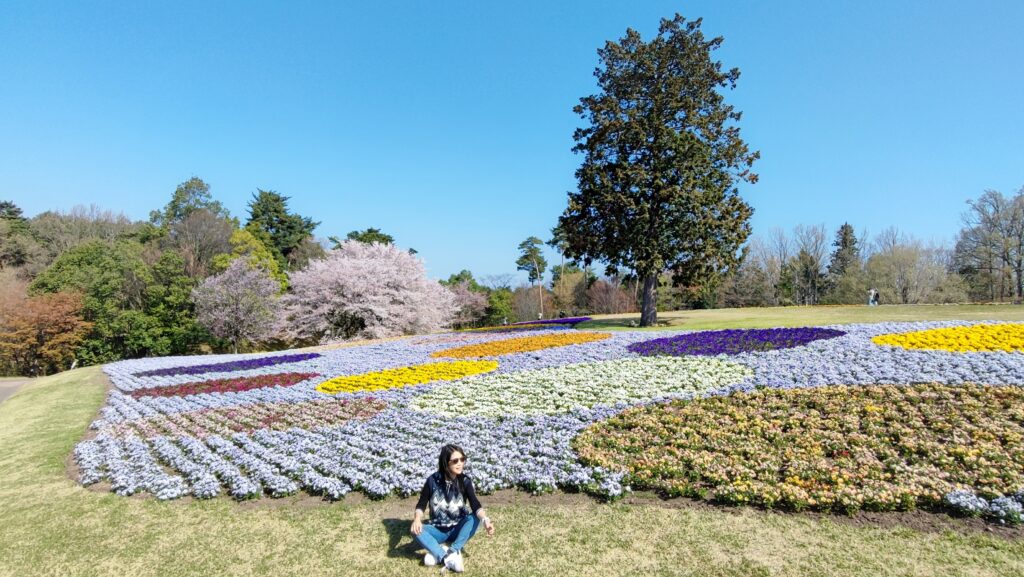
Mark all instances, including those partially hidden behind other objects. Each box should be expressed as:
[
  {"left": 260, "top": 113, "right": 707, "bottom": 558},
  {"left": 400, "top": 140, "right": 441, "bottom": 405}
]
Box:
[
  {"left": 714, "top": 188, "right": 1024, "bottom": 308},
  {"left": 0, "top": 178, "right": 474, "bottom": 376},
  {"left": 493, "top": 187, "right": 1024, "bottom": 316},
  {"left": 2, "top": 179, "right": 1021, "bottom": 376}
]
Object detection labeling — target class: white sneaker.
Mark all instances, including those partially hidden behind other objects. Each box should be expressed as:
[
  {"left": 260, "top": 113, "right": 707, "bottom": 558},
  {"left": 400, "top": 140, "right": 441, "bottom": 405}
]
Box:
[
  {"left": 444, "top": 551, "right": 464, "bottom": 573},
  {"left": 424, "top": 545, "right": 449, "bottom": 566}
]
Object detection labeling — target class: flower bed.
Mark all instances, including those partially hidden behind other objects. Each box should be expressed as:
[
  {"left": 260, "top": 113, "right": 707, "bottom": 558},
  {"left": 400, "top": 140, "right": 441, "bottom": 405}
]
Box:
[
  {"left": 431, "top": 331, "right": 611, "bottom": 358},
  {"left": 132, "top": 353, "right": 321, "bottom": 377},
  {"left": 462, "top": 324, "right": 569, "bottom": 333},
  {"left": 315, "top": 361, "right": 499, "bottom": 394},
  {"left": 512, "top": 317, "right": 592, "bottom": 326},
  {"left": 75, "top": 320, "right": 1024, "bottom": 514},
  {"left": 105, "top": 397, "right": 388, "bottom": 438},
  {"left": 129, "top": 372, "right": 319, "bottom": 398},
  {"left": 411, "top": 356, "right": 751, "bottom": 417},
  {"left": 628, "top": 327, "right": 846, "bottom": 357},
  {"left": 573, "top": 383, "right": 1024, "bottom": 514},
  {"left": 872, "top": 323, "right": 1024, "bottom": 352}
]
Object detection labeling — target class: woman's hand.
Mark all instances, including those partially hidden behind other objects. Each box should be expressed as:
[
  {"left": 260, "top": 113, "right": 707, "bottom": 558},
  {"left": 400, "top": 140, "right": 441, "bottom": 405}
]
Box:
[
  {"left": 411, "top": 518, "right": 423, "bottom": 536},
  {"left": 483, "top": 517, "right": 495, "bottom": 537}
]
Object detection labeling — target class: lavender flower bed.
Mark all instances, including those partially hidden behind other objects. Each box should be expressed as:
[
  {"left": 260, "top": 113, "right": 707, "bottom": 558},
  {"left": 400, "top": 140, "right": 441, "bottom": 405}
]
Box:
[
  {"left": 628, "top": 327, "right": 846, "bottom": 356},
  {"left": 132, "top": 353, "right": 322, "bottom": 377},
  {"left": 75, "top": 320, "right": 1024, "bottom": 505}
]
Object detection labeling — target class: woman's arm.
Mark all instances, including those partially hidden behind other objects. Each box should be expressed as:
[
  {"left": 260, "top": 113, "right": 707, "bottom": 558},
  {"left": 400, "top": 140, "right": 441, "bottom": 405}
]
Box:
[
  {"left": 411, "top": 478, "right": 432, "bottom": 536},
  {"left": 463, "top": 477, "right": 495, "bottom": 536},
  {"left": 411, "top": 508, "right": 425, "bottom": 536}
]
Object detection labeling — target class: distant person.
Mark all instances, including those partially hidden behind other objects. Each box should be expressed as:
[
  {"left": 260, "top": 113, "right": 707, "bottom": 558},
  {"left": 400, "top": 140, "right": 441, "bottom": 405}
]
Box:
[
  {"left": 411, "top": 444, "right": 495, "bottom": 572},
  {"left": 868, "top": 288, "right": 880, "bottom": 306}
]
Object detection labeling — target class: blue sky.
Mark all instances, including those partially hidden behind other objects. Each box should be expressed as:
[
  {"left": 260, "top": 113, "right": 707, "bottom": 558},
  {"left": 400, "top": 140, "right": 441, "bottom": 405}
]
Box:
[{"left": 2, "top": 1, "right": 1022, "bottom": 282}]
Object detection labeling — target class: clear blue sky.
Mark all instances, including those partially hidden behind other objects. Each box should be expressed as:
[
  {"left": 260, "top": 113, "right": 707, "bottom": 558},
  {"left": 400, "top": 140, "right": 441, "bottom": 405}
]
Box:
[{"left": 2, "top": 0, "right": 1022, "bottom": 282}]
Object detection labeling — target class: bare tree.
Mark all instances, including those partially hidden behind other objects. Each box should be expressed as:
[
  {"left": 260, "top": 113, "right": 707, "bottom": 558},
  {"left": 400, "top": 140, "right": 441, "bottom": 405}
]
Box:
[
  {"left": 955, "top": 189, "right": 1024, "bottom": 301},
  {"left": 169, "top": 209, "right": 234, "bottom": 278},
  {"left": 791, "top": 224, "right": 827, "bottom": 305},
  {"left": 866, "top": 230, "right": 965, "bottom": 304},
  {"left": 587, "top": 277, "right": 638, "bottom": 314},
  {"left": 479, "top": 274, "right": 516, "bottom": 291}
]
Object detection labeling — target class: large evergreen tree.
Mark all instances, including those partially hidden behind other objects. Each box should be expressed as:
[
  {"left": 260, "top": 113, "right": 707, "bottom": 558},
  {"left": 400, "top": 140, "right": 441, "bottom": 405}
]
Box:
[
  {"left": 558, "top": 14, "right": 758, "bottom": 326},
  {"left": 827, "top": 223, "right": 860, "bottom": 278},
  {"left": 823, "top": 223, "right": 866, "bottom": 304},
  {"left": 245, "top": 189, "right": 319, "bottom": 270}
]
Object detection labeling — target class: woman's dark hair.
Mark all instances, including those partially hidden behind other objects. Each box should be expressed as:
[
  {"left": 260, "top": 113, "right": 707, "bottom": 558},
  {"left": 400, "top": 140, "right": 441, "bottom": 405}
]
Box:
[{"left": 437, "top": 444, "right": 466, "bottom": 477}]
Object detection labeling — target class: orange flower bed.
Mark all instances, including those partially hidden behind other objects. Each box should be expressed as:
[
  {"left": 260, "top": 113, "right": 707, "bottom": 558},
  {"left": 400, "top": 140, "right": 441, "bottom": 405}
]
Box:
[{"left": 430, "top": 332, "right": 612, "bottom": 358}]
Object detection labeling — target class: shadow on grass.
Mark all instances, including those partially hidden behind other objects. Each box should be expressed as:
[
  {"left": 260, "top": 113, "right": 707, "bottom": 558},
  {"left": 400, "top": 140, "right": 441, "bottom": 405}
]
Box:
[
  {"left": 577, "top": 317, "right": 683, "bottom": 331},
  {"left": 381, "top": 518, "right": 423, "bottom": 561}
]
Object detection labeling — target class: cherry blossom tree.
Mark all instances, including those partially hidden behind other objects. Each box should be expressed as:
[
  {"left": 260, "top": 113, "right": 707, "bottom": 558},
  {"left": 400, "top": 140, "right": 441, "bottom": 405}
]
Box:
[
  {"left": 448, "top": 280, "right": 488, "bottom": 328},
  {"left": 281, "top": 240, "right": 456, "bottom": 341},
  {"left": 192, "top": 259, "right": 280, "bottom": 353}
]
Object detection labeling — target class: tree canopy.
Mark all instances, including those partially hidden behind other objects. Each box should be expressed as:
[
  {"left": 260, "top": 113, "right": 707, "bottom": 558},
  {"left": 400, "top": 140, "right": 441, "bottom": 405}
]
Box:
[
  {"left": 558, "top": 14, "right": 758, "bottom": 326},
  {"left": 150, "top": 177, "right": 231, "bottom": 229},
  {"left": 245, "top": 189, "right": 319, "bottom": 271},
  {"left": 335, "top": 228, "right": 395, "bottom": 247}
]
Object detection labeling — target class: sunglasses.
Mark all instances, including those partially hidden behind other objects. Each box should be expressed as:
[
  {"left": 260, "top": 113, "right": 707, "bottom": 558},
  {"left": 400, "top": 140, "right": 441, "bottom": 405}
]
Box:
[{"left": 448, "top": 457, "right": 467, "bottom": 465}]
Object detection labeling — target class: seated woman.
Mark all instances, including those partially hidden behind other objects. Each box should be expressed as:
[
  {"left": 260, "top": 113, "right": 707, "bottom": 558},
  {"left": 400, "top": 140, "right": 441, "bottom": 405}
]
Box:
[{"left": 411, "top": 444, "right": 495, "bottom": 572}]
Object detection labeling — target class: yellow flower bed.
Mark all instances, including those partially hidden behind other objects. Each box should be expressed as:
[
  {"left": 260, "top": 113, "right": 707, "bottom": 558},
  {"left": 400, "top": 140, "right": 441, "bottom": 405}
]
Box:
[
  {"left": 316, "top": 360, "right": 499, "bottom": 394},
  {"left": 431, "top": 332, "right": 612, "bottom": 358},
  {"left": 872, "top": 323, "right": 1024, "bottom": 352}
]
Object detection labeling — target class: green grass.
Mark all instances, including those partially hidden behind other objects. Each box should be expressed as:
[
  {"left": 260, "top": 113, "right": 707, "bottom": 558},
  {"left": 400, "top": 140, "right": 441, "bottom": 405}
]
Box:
[
  {"left": 577, "top": 303, "right": 1024, "bottom": 331},
  {"left": 2, "top": 308, "right": 1024, "bottom": 576}
]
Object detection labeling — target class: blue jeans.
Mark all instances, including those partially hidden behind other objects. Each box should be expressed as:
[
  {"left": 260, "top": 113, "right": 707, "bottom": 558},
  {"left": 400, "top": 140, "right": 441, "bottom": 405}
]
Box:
[{"left": 415, "top": 515, "right": 479, "bottom": 560}]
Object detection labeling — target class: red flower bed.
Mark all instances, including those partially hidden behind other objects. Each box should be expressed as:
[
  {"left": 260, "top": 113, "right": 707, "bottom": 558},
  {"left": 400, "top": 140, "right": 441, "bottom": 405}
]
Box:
[{"left": 129, "top": 372, "right": 319, "bottom": 398}]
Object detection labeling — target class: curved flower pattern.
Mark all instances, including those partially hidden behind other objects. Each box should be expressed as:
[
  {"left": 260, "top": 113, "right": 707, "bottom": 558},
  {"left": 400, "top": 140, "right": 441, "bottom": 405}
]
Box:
[
  {"left": 77, "top": 319, "right": 1024, "bottom": 511},
  {"left": 628, "top": 327, "right": 846, "bottom": 357},
  {"left": 129, "top": 372, "right": 319, "bottom": 399},
  {"left": 132, "top": 353, "right": 321, "bottom": 377},
  {"left": 411, "top": 356, "right": 752, "bottom": 417},
  {"left": 431, "top": 331, "right": 612, "bottom": 359},
  {"left": 872, "top": 323, "right": 1024, "bottom": 353},
  {"left": 315, "top": 360, "right": 499, "bottom": 394},
  {"left": 105, "top": 397, "right": 388, "bottom": 438},
  {"left": 574, "top": 383, "right": 1024, "bottom": 514}
]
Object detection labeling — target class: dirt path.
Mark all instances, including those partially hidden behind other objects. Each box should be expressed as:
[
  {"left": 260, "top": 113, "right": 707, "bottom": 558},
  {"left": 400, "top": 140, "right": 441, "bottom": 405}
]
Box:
[{"left": 0, "top": 378, "right": 31, "bottom": 405}]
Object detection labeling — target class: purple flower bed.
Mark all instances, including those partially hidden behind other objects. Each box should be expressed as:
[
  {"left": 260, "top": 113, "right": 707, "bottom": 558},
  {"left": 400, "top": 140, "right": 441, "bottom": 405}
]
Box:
[
  {"left": 628, "top": 327, "right": 846, "bottom": 357},
  {"left": 132, "top": 353, "right": 322, "bottom": 377},
  {"left": 512, "top": 317, "right": 592, "bottom": 326}
]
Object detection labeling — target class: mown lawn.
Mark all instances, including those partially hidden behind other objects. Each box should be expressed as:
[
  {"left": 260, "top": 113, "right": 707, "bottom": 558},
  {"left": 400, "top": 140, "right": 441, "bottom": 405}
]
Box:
[
  {"left": 578, "top": 303, "right": 1024, "bottom": 331},
  {"left": 2, "top": 306, "right": 1024, "bottom": 576}
]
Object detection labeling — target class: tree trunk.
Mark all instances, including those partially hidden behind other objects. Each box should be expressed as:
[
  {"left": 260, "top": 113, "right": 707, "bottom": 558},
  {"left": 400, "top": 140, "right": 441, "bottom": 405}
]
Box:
[
  {"left": 537, "top": 281, "right": 543, "bottom": 318},
  {"left": 640, "top": 273, "right": 658, "bottom": 327}
]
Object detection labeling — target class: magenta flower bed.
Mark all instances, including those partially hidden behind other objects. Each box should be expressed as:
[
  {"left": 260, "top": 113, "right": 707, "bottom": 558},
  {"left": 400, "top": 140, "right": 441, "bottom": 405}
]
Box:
[
  {"left": 628, "top": 327, "right": 846, "bottom": 356},
  {"left": 132, "top": 353, "right": 321, "bottom": 377},
  {"left": 129, "top": 372, "right": 320, "bottom": 399}
]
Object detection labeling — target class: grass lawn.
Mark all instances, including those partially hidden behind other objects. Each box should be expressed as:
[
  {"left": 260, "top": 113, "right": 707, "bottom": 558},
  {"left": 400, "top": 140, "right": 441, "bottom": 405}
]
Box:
[
  {"left": 2, "top": 307, "right": 1024, "bottom": 576},
  {"left": 577, "top": 303, "right": 1024, "bottom": 331}
]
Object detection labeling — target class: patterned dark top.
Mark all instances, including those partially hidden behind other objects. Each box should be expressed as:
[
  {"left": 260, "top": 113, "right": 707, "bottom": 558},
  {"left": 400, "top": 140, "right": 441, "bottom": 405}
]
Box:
[{"left": 415, "top": 472, "right": 483, "bottom": 529}]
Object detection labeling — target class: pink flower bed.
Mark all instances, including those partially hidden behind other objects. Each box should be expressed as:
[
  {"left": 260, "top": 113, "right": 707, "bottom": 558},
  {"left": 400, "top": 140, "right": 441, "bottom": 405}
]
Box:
[{"left": 129, "top": 372, "right": 319, "bottom": 399}]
